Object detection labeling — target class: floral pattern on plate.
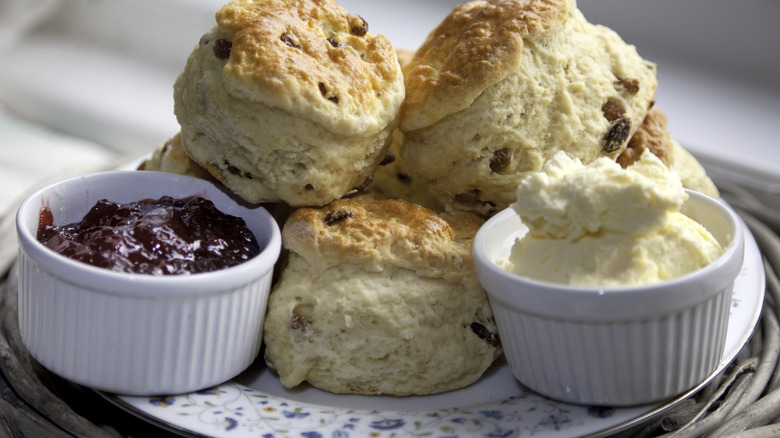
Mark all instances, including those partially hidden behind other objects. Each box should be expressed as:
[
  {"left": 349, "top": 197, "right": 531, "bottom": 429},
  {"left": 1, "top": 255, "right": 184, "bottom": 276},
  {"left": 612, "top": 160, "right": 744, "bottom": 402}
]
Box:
[{"left": 124, "top": 383, "right": 625, "bottom": 438}]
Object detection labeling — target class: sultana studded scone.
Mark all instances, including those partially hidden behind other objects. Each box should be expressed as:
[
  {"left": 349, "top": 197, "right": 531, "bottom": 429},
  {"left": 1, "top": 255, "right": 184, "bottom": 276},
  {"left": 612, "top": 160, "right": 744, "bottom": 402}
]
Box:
[
  {"left": 262, "top": 195, "right": 501, "bottom": 395},
  {"left": 399, "top": 0, "right": 657, "bottom": 216},
  {"left": 617, "top": 106, "right": 719, "bottom": 198},
  {"left": 173, "top": 0, "right": 405, "bottom": 207},
  {"left": 367, "top": 48, "right": 442, "bottom": 211}
]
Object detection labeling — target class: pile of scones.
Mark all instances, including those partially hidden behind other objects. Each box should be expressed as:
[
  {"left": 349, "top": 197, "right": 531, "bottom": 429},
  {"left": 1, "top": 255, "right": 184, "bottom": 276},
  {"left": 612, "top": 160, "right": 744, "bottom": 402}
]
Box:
[{"left": 140, "top": 0, "right": 719, "bottom": 396}]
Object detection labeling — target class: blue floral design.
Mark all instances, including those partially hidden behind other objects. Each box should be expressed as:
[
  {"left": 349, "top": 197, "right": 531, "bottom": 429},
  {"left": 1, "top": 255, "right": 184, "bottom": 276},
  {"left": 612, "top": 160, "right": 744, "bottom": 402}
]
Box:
[
  {"left": 224, "top": 418, "right": 238, "bottom": 430},
  {"left": 369, "top": 418, "right": 405, "bottom": 430},
  {"left": 283, "top": 409, "right": 310, "bottom": 419},
  {"left": 480, "top": 410, "right": 504, "bottom": 420},
  {"left": 588, "top": 406, "right": 615, "bottom": 418},
  {"left": 149, "top": 396, "right": 176, "bottom": 407},
  {"left": 487, "top": 429, "right": 515, "bottom": 438}
]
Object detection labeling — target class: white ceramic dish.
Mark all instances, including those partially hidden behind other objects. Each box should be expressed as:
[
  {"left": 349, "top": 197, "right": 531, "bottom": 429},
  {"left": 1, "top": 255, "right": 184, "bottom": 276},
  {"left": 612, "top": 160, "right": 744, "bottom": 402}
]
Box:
[
  {"left": 102, "top": 212, "right": 763, "bottom": 438},
  {"left": 15, "top": 170, "right": 282, "bottom": 395},
  {"left": 472, "top": 190, "right": 745, "bottom": 406}
]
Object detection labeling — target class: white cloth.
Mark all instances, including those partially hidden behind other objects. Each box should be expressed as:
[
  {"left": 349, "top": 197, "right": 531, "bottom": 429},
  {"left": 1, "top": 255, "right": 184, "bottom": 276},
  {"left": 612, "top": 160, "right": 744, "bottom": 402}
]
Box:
[{"left": 0, "top": 107, "right": 118, "bottom": 217}]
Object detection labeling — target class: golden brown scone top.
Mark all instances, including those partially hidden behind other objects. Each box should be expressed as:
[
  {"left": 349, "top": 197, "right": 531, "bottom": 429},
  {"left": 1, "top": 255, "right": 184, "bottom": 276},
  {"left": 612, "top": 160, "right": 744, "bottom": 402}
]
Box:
[
  {"left": 282, "top": 195, "right": 483, "bottom": 282},
  {"left": 215, "top": 0, "right": 404, "bottom": 135},
  {"left": 401, "top": 0, "right": 568, "bottom": 131}
]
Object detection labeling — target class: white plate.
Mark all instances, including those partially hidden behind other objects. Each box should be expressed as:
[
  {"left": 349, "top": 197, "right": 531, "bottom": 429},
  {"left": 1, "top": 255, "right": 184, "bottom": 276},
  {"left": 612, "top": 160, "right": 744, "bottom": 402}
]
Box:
[{"left": 104, "top": 218, "right": 764, "bottom": 438}]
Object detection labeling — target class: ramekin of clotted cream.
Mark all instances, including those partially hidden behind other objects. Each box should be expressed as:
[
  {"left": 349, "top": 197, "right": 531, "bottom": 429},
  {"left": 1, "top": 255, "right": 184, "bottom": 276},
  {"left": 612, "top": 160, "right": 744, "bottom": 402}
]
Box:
[
  {"left": 504, "top": 150, "right": 722, "bottom": 287},
  {"left": 473, "top": 150, "right": 744, "bottom": 406}
]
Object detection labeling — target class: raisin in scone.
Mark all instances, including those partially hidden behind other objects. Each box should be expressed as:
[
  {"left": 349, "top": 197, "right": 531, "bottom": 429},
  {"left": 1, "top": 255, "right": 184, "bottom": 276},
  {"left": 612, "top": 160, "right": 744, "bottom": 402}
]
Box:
[
  {"left": 400, "top": 0, "right": 657, "bottom": 215},
  {"left": 618, "top": 106, "right": 719, "bottom": 198},
  {"left": 262, "top": 195, "right": 501, "bottom": 395},
  {"left": 173, "top": 0, "right": 404, "bottom": 207}
]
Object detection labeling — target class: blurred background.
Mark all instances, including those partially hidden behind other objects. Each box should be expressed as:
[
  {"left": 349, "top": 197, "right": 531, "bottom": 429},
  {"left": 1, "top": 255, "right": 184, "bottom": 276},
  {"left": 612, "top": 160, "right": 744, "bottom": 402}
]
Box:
[{"left": 0, "top": 0, "right": 778, "bottom": 212}]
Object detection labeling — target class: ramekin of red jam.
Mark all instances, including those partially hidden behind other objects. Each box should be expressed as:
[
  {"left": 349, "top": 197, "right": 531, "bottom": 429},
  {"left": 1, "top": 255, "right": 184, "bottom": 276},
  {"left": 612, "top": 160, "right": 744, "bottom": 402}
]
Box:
[
  {"left": 15, "top": 171, "right": 281, "bottom": 395},
  {"left": 37, "top": 195, "right": 260, "bottom": 275}
]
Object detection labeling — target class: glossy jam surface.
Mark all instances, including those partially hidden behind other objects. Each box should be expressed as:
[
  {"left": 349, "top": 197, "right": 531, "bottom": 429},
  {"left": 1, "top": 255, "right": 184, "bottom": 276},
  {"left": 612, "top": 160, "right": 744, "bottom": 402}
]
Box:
[{"left": 37, "top": 196, "right": 260, "bottom": 275}]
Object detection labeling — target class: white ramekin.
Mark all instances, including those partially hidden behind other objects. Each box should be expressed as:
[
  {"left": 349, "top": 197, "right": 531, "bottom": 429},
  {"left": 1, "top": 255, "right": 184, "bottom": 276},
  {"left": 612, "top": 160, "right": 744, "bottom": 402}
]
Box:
[
  {"left": 15, "top": 171, "right": 281, "bottom": 395},
  {"left": 473, "top": 190, "right": 745, "bottom": 406}
]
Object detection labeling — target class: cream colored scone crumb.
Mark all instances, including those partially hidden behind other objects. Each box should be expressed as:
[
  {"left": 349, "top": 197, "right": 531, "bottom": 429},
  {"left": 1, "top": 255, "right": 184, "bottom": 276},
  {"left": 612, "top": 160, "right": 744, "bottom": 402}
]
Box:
[
  {"left": 505, "top": 151, "right": 723, "bottom": 287},
  {"left": 366, "top": 129, "right": 444, "bottom": 211},
  {"left": 138, "top": 133, "right": 213, "bottom": 181},
  {"left": 367, "top": 48, "right": 443, "bottom": 211},
  {"left": 263, "top": 195, "right": 501, "bottom": 395},
  {"left": 174, "top": 0, "right": 404, "bottom": 207},
  {"left": 400, "top": 0, "right": 657, "bottom": 215}
]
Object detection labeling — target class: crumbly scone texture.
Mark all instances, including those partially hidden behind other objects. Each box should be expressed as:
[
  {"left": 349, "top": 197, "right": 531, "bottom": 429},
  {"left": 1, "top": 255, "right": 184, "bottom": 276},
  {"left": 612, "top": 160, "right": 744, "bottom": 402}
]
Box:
[
  {"left": 138, "top": 133, "right": 213, "bottom": 181},
  {"left": 368, "top": 48, "right": 443, "bottom": 211},
  {"left": 263, "top": 195, "right": 501, "bottom": 395},
  {"left": 367, "top": 129, "right": 444, "bottom": 212},
  {"left": 618, "top": 107, "right": 719, "bottom": 198},
  {"left": 173, "top": 0, "right": 404, "bottom": 206},
  {"left": 400, "top": 0, "right": 657, "bottom": 216}
]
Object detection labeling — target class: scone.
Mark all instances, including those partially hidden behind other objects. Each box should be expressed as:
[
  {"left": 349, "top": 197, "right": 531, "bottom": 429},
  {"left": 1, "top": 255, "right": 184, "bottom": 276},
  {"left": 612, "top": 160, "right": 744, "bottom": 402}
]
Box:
[
  {"left": 617, "top": 106, "right": 719, "bottom": 198},
  {"left": 174, "top": 0, "right": 405, "bottom": 207},
  {"left": 366, "top": 127, "right": 444, "bottom": 212},
  {"left": 400, "top": 0, "right": 657, "bottom": 215},
  {"left": 138, "top": 133, "right": 213, "bottom": 181},
  {"left": 367, "top": 48, "right": 442, "bottom": 211},
  {"left": 141, "top": 133, "right": 295, "bottom": 230},
  {"left": 263, "top": 195, "right": 501, "bottom": 395}
]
